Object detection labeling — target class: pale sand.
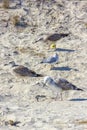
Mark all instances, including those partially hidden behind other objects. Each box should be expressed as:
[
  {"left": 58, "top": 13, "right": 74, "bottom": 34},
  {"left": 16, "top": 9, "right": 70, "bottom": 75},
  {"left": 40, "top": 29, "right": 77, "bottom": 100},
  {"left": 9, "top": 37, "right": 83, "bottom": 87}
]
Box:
[{"left": 0, "top": 0, "right": 87, "bottom": 130}]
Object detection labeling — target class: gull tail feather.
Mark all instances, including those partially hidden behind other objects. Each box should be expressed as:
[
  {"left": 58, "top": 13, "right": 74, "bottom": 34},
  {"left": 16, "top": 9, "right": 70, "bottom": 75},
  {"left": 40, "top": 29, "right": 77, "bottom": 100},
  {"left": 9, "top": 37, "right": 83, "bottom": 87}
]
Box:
[
  {"left": 76, "top": 88, "right": 84, "bottom": 91},
  {"left": 61, "top": 33, "right": 69, "bottom": 37},
  {"left": 72, "top": 84, "right": 84, "bottom": 91},
  {"left": 40, "top": 61, "right": 43, "bottom": 63},
  {"left": 36, "top": 74, "right": 43, "bottom": 77}
]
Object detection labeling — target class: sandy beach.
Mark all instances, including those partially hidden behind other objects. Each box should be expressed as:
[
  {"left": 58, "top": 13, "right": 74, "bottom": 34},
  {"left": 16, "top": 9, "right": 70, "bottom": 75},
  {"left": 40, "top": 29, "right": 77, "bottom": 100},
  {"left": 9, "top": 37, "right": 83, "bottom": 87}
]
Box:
[{"left": 0, "top": 0, "right": 87, "bottom": 130}]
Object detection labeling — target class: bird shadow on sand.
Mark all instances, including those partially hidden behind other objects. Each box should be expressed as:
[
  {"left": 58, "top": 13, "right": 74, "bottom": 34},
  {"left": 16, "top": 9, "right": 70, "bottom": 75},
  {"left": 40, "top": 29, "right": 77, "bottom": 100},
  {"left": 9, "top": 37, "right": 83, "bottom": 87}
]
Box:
[
  {"left": 51, "top": 66, "right": 78, "bottom": 71},
  {"left": 55, "top": 48, "right": 75, "bottom": 52},
  {"left": 69, "top": 98, "right": 87, "bottom": 101}
]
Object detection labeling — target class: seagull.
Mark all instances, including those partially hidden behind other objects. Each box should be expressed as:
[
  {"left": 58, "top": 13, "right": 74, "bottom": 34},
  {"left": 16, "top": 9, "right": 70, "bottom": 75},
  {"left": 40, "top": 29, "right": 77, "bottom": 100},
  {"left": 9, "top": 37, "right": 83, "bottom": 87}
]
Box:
[
  {"left": 7, "top": 61, "right": 43, "bottom": 77},
  {"left": 33, "top": 33, "right": 69, "bottom": 44},
  {"left": 13, "top": 65, "right": 43, "bottom": 77},
  {"left": 43, "top": 76, "right": 83, "bottom": 100},
  {"left": 44, "top": 33, "right": 69, "bottom": 42},
  {"left": 40, "top": 53, "right": 59, "bottom": 69}
]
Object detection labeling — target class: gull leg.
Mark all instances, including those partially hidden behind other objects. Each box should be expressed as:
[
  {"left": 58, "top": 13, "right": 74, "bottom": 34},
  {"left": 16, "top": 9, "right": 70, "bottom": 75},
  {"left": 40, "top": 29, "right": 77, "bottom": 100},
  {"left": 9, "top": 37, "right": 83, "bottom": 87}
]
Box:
[
  {"left": 55, "top": 92, "right": 63, "bottom": 101},
  {"left": 60, "top": 92, "right": 63, "bottom": 101},
  {"left": 64, "top": 91, "right": 69, "bottom": 100},
  {"left": 55, "top": 93, "right": 59, "bottom": 101}
]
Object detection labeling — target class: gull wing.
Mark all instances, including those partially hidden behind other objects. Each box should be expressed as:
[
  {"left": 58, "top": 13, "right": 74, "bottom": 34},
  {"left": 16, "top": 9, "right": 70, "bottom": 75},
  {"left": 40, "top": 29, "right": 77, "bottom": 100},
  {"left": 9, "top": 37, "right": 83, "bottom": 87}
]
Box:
[
  {"left": 57, "top": 78, "right": 83, "bottom": 91},
  {"left": 13, "top": 66, "right": 43, "bottom": 77},
  {"left": 41, "top": 56, "right": 57, "bottom": 63},
  {"left": 46, "top": 33, "right": 69, "bottom": 41},
  {"left": 13, "top": 66, "right": 30, "bottom": 76}
]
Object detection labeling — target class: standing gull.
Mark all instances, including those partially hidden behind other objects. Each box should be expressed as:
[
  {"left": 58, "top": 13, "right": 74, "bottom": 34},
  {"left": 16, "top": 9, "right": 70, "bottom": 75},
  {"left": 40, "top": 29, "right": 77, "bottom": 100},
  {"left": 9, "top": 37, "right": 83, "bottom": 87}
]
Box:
[
  {"left": 43, "top": 76, "right": 83, "bottom": 100},
  {"left": 40, "top": 53, "right": 59, "bottom": 69}
]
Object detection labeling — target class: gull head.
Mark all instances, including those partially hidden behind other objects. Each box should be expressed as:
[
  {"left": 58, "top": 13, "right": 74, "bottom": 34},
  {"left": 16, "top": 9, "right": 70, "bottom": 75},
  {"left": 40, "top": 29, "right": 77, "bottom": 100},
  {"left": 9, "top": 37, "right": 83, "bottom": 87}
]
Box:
[
  {"left": 53, "top": 53, "right": 59, "bottom": 63},
  {"left": 44, "top": 76, "right": 54, "bottom": 86},
  {"left": 8, "top": 61, "right": 18, "bottom": 67},
  {"left": 53, "top": 53, "right": 58, "bottom": 59}
]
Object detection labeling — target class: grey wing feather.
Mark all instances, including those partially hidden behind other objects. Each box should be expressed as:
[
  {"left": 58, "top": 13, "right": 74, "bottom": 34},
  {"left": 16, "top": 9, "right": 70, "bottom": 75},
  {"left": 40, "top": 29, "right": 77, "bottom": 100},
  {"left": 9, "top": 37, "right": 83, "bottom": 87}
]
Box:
[
  {"left": 57, "top": 78, "right": 78, "bottom": 90},
  {"left": 42, "top": 57, "right": 57, "bottom": 63},
  {"left": 13, "top": 67, "right": 30, "bottom": 76}
]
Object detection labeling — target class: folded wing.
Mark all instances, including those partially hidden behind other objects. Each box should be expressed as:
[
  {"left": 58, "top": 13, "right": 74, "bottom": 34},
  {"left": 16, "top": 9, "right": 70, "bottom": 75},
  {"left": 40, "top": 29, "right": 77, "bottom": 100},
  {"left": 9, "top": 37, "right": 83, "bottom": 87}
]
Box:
[
  {"left": 41, "top": 57, "right": 57, "bottom": 63},
  {"left": 57, "top": 78, "right": 83, "bottom": 91}
]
